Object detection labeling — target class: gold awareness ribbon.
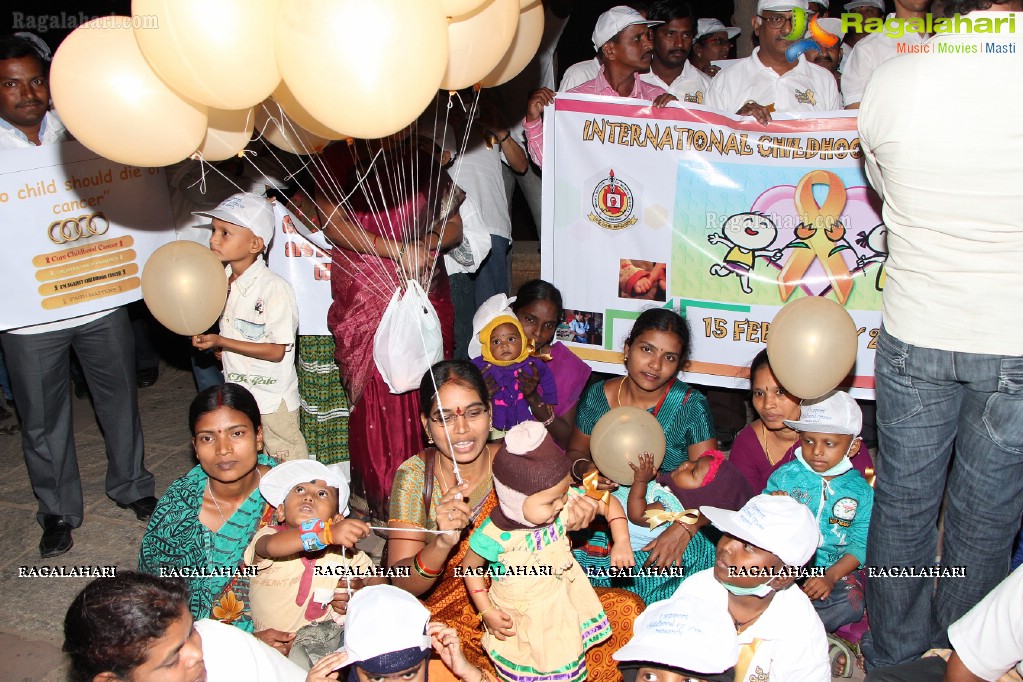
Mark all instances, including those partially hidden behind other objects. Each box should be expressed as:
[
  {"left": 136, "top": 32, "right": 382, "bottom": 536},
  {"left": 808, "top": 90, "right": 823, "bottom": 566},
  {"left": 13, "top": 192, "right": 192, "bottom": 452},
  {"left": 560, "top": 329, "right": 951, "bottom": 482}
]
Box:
[
  {"left": 778, "top": 170, "right": 854, "bottom": 304},
  {"left": 581, "top": 470, "right": 610, "bottom": 505}
]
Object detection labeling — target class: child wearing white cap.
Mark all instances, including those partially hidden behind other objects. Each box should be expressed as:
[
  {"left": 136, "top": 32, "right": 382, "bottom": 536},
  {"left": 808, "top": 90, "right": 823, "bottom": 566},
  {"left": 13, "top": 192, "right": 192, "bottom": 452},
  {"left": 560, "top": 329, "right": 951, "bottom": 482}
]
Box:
[
  {"left": 244, "top": 460, "right": 383, "bottom": 668},
  {"left": 765, "top": 390, "right": 873, "bottom": 643},
  {"left": 192, "top": 192, "right": 308, "bottom": 461},
  {"left": 613, "top": 593, "right": 739, "bottom": 682},
  {"left": 672, "top": 494, "right": 830, "bottom": 681},
  {"left": 339, "top": 584, "right": 500, "bottom": 682}
]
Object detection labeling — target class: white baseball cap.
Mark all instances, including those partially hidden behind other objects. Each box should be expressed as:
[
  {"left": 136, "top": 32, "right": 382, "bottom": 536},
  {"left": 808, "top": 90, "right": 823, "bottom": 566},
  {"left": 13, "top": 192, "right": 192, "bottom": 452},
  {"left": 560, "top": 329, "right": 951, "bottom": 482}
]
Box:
[
  {"left": 702, "top": 494, "right": 821, "bottom": 567},
  {"left": 809, "top": 0, "right": 829, "bottom": 7},
  {"left": 845, "top": 0, "right": 885, "bottom": 10},
  {"left": 696, "top": 18, "right": 741, "bottom": 41},
  {"left": 259, "top": 459, "right": 351, "bottom": 516},
  {"left": 193, "top": 192, "right": 275, "bottom": 248},
  {"left": 757, "top": 0, "right": 809, "bottom": 13},
  {"left": 784, "top": 390, "right": 862, "bottom": 436},
  {"left": 592, "top": 6, "right": 662, "bottom": 52},
  {"left": 614, "top": 594, "right": 738, "bottom": 675},
  {"left": 344, "top": 585, "right": 432, "bottom": 673},
  {"left": 814, "top": 17, "right": 846, "bottom": 41}
]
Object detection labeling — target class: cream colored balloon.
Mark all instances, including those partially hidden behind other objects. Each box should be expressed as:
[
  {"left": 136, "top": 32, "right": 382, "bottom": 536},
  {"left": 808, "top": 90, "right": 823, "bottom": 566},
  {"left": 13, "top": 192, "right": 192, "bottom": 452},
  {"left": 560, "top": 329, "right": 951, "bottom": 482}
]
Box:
[
  {"left": 272, "top": 82, "right": 349, "bottom": 141},
  {"left": 276, "top": 0, "right": 449, "bottom": 140},
  {"left": 482, "top": 1, "right": 546, "bottom": 87},
  {"left": 142, "top": 241, "right": 229, "bottom": 336},
  {"left": 441, "top": 0, "right": 519, "bottom": 91},
  {"left": 441, "top": 0, "right": 489, "bottom": 16},
  {"left": 197, "top": 107, "right": 255, "bottom": 161},
  {"left": 766, "top": 296, "right": 859, "bottom": 399},
  {"left": 50, "top": 17, "right": 207, "bottom": 167},
  {"left": 254, "top": 100, "right": 331, "bottom": 155},
  {"left": 132, "top": 0, "right": 282, "bottom": 110},
  {"left": 590, "top": 406, "right": 667, "bottom": 486}
]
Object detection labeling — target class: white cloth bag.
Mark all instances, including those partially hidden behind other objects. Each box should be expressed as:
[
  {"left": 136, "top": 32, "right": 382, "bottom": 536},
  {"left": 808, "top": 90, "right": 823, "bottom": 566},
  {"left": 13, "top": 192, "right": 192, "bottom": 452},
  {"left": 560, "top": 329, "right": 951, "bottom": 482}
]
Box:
[{"left": 373, "top": 280, "right": 443, "bottom": 394}]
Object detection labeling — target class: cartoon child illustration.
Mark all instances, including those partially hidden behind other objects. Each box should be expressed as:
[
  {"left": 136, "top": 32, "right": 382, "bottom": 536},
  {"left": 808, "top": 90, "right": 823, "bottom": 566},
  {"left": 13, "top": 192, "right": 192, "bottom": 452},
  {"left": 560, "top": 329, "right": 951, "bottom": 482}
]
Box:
[
  {"left": 855, "top": 223, "right": 888, "bottom": 291},
  {"left": 708, "top": 212, "right": 784, "bottom": 294}
]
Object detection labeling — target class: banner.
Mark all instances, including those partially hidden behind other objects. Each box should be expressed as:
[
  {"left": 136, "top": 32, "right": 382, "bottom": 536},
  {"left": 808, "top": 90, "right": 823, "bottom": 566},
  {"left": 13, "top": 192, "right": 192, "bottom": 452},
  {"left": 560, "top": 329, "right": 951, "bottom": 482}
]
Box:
[
  {"left": 540, "top": 95, "right": 883, "bottom": 398},
  {"left": 0, "top": 141, "right": 174, "bottom": 331},
  {"left": 268, "top": 201, "right": 332, "bottom": 336}
]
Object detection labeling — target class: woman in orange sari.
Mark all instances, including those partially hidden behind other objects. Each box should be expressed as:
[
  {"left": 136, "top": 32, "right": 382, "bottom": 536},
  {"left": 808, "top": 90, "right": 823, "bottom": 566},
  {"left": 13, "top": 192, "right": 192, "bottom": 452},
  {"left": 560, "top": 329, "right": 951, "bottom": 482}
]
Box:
[{"left": 387, "top": 361, "right": 643, "bottom": 679}]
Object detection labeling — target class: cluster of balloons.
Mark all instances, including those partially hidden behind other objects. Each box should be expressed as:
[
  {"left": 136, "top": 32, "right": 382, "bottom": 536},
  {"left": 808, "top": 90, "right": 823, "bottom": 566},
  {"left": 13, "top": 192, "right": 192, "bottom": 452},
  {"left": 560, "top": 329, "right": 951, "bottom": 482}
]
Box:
[{"left": 50, "top": 0, "right": 545, "bottom": 167}]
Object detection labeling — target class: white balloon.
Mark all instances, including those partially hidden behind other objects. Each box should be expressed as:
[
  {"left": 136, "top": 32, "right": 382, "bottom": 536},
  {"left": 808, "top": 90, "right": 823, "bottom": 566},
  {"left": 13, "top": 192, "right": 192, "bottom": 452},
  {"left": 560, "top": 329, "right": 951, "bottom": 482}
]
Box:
[
  {"left": 132, "top": 0, "right": 282, "bottom": 109},
  {"left": 275, "top": 0, "right": 449, "bottom": 140}
]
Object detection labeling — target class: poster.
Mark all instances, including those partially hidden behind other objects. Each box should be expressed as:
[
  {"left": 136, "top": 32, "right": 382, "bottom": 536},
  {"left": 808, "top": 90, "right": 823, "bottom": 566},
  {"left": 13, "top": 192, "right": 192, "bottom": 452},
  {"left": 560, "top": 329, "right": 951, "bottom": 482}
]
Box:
[
  {"left": 541, "top": 94, "right": 883, "bottom": 398},
  {"left": 268, "top": 201, "right": 332, "bottom": 336},
  {"left": 0, "top": 141, "right": 174, "bottom": 331}
]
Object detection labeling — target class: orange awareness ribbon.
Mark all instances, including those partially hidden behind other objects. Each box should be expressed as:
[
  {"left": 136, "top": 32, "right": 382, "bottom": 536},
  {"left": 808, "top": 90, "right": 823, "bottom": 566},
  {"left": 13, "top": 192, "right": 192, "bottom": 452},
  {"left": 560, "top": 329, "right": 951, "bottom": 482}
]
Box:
[
  {"left": 642, "top": 508, "right": 700, "bottom": 530},
  {"left": 581, "top": 470, "right": 610, "bottom": 505},
  {"left": 778, "top": 170, "right": 854, "bottom": 304}
]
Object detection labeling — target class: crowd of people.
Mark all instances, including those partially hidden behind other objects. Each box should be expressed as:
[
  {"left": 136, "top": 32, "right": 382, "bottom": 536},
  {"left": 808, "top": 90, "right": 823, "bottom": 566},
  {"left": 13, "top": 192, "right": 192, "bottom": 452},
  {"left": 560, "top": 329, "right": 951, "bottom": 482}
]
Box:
[{"left": 1, "top": 0, "right": 1021, "bottom": 680}]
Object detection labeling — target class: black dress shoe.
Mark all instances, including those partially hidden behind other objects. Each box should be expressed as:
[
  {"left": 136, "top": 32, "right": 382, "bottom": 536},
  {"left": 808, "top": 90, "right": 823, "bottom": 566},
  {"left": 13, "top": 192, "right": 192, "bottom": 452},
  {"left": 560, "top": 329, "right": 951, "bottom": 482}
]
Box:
[
  {"left": 136, "top": 367, "right": 159, "bottom": 388},
  {"left": 118, "top": 495, "right": 158, "bottom": 521},
  {"left": 73, "top": 381, "right": 90, "bottom": 400},
  {"left": 40, "top": 517, "right": 74, "bottom": 558}
]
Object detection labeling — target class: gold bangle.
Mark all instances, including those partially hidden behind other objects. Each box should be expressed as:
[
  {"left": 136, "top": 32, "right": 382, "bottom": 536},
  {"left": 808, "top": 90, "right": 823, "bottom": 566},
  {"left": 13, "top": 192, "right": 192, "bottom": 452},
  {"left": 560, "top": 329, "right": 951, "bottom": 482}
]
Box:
[{"left": 477, "top": 606, "right": 494, "bottom": 621}]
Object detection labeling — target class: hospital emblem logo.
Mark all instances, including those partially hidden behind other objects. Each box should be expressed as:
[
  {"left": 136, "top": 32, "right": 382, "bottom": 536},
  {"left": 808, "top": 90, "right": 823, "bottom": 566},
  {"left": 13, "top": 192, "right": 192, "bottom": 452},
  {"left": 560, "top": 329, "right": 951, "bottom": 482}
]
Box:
[{"left": 589, "top": 169, "right": 638, "bottom": 231}]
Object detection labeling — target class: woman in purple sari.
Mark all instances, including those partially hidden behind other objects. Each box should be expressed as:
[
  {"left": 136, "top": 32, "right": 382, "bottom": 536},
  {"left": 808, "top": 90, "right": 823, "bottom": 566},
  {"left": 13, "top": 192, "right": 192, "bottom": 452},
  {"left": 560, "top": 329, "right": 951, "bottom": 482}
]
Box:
[
  {"left": 509, "top": 280, "right": 590, "bottom": 449},
  {"left": 313, "top": 136, "right": 464, "bottom": 520}
]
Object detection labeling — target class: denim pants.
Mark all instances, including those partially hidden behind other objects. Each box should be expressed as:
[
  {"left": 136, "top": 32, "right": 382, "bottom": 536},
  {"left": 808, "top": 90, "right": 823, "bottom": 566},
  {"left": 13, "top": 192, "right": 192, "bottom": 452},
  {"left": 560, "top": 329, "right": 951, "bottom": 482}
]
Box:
[
  {"left": 863, "top": 327, "right": 1023, "bottom": 668},
  {"left": 813, "top": 571, "right": 865, "bottom": 633}
]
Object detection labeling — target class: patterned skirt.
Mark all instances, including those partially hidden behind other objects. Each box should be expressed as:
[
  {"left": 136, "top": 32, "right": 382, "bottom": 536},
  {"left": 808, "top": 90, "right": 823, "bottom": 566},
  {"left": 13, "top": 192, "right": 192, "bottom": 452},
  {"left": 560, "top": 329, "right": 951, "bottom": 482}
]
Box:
[{"left": 297, "top": 335, "right": 349, "bottom": 464}]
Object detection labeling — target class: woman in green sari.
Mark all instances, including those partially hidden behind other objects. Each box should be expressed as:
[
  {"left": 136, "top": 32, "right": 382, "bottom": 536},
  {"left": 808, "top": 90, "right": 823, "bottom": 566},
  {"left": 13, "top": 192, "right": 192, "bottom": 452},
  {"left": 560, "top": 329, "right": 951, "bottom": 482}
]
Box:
[
  {"left": 567, "top": 308, "right": 719, "bottom": 603},
  {"left": 138, "top": 384, "right": 292, "bottom": 653}
]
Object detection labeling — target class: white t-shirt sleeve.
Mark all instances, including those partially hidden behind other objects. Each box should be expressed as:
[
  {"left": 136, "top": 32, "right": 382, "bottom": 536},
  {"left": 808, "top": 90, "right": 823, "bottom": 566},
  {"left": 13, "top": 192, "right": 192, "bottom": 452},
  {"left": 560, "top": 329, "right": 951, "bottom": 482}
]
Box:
[
  {"left": 948, "top": 566, "right": 1023, "bottom": 680},
  {"left": 263, "top": 277, "right": 299, "bottom": 348},
  {"left": 195, "top": 618, "right": 306, "bottom": 682},
  {"left": 820, "top": 70, "right": 842, "bottom": 111},
  {"left": 840, "top": 38, "right": 877, "bottom": 106}
]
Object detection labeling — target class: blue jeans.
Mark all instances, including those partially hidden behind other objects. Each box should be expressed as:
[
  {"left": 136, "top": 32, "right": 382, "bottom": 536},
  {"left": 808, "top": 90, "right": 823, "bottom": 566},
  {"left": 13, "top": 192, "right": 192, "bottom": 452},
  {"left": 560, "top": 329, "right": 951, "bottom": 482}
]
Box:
[
  {"left": 863, "top": 327, "right": 1023, "bottom": 668},
  {"left": 813, "top": 571, "right": 865, "bottom": 633}
]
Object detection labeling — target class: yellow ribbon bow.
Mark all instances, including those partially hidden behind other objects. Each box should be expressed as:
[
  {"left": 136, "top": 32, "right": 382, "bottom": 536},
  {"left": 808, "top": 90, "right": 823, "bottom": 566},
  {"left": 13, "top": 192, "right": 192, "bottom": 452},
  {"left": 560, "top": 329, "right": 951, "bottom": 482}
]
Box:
[
  {"left": 778, "top": 170, "right": 854, "bottom": 304},
  {"left": 643, "top": 508, "right": 700, "bottom": 530},
  {"left": 581, "top": 470, "right": 610, "bottom": 505}
]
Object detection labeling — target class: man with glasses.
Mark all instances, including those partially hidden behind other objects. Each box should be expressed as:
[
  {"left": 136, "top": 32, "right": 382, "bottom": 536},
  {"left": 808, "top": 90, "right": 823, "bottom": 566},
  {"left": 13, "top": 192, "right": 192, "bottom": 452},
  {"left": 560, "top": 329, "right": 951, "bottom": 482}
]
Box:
[
  {"left": 705, "top": 0, "right": 841, "bottom": 124},
  {"left": 690, "top": 18, "right": 742, "bottom": 78},
  {"left": 842, "top": 0, "right": 931, "bottom": 109},
  {"left": 639, "top": 1, "right": 710, "bottom": 103}
]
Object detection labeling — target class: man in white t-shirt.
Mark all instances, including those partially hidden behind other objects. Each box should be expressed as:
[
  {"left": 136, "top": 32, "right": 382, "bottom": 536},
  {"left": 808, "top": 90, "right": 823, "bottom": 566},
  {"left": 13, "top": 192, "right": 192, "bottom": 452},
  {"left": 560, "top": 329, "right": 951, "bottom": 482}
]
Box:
[
  {"left": 842, "top": 0, "right": 932, "bottom": 108},
  {"left": 705, "top": 0, "right": 841, "bottom": 124},
  {"left": 857, "top": 0, "right": 1023, "bottom": 669},
  {"left": 0, "top": 36, "right": 155, "bottom": 559},
  {"left": 640, "top": 0, "right": 711, "bottom": 104}
]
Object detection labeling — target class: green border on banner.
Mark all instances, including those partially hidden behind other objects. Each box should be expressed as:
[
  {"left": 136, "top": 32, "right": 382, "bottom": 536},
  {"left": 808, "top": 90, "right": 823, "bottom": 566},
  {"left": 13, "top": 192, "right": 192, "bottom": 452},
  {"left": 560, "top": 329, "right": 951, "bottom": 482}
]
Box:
[
  {"left": 675, "top": 299, "right": 752, "bottom": 315},
  {"left": 605, "top": 299, "right": 756, "bottom": 350}
]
